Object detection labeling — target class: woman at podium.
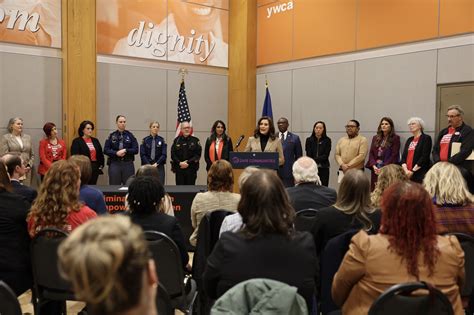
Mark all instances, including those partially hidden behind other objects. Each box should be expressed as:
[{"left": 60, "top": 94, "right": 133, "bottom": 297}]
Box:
[{"left": 244, "top": 116, "right": 284, "bottom": 166}]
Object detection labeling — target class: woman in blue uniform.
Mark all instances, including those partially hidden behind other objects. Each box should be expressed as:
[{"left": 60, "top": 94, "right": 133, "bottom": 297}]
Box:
[{"left": 140, "top": 121, "right": 167, "bottom": 184}]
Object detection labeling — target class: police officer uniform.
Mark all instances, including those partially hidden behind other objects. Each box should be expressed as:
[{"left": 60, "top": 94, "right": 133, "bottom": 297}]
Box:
[
  {"left": 140, "top": 134, "right": 167, "bottom": 184},
  {"left": 104, "top": 130, "right": 139, "bottom": 185},
  {"left": 171, "top": 134, "right": 202, "bottom": 185}
]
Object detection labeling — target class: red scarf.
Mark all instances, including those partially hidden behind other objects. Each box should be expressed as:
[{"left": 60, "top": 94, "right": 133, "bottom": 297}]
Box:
[{"left": 209, "top": 140, "right": 224, "bottom": 163}]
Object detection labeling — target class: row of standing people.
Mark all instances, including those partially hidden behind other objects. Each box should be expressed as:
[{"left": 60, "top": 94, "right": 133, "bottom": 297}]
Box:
[{"left": 2, "top": 104, "right": 472, "bottom": 189}]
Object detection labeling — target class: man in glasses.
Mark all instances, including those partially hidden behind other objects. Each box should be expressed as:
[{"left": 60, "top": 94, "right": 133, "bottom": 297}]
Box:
[
  {"left": 432, "top": 105, "right": 473, "bottom": 192},
  {"left": 335, "top": 120, "right": 368, "bottom": 175}
]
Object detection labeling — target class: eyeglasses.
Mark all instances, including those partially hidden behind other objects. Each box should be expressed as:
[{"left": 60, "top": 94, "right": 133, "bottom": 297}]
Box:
[
  {"left": 345, "top": 125, "right": 357, "bottom": 129},
  {"left": 446, "top": 114, "right": 460, "bottom": 118}
]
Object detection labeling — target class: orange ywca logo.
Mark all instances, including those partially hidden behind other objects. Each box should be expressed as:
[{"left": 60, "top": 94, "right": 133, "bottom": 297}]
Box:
[
  {"left": 266, "top": 1, "right": 293, "bottom": 19},
  {"left": 0, "top": 7, "right": 40, "bottom": 32}
]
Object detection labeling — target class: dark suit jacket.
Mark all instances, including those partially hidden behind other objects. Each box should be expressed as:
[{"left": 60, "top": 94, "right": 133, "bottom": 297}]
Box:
[
  {"left": 11, "top": 180, "right": 37, "bottom": 204},
  {"left": 203, "top": 231, "right": 318, "bottom": 311},
  {"left": 400, "top": 133, "right": 432, "bottom": 182},
  {"left": 129, "top": 211, "right": 189, "bottom": 267},
  {"left": 432, "top": 123, "right": 473, "bottom": 170},
  {"left": 70, "top": 136, "right": 105, "bottom": 168},
  {"left": 286, "top": 183, "right": 337, "bottom": 211},
  {"left": 277, "top": 132, "right": 303, "bottom": 183},
  {"left": 204, "top": 136, "right": 233, "bottom": 171},
  {"left": 310, "top": 206, "right": 381, "bottom": 255}
]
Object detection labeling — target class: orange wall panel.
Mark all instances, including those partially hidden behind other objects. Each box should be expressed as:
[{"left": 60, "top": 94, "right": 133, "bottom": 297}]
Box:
[
  {"left": 257, "top": 1, "right": 293, "bottom": 65},
  {"left": 357, "top": 0, "right": 439, "bottom": 50},
  {"left": 439, "top": 0, "right": 474, "bottom": 36},
  {"left": 293, "top": 0, "right": 357, "bottom": 60}
]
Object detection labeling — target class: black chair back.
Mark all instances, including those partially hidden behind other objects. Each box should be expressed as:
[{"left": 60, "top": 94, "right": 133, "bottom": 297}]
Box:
[
  {"left": 368, "top": 282, "right": 454, "bottom": 315},
  {"left": 320, "top": 229, "right": 359, "bottom": 315},
  {"left": 294, "top": 208, "right": 319, "bottom": 232},
  {"left": 0, "top": 281, "right": 22, "bottom": 315},
  {"left": 156, "top": 282, "right": 174, "bottom": 315},
  {"left": 144, "top": 231, "right": 185, "bottom": 298},
  {"left": 208, "top": 210, "right": 235, "bottom": 249}
]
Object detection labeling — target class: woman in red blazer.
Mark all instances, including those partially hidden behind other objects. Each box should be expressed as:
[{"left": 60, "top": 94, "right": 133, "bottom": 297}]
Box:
[{"left": 38, "top": 122, "right": 66, "bottom": 180}]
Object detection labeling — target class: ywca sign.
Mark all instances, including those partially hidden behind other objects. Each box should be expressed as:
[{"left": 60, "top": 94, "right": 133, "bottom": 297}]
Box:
[{"left": 0, "top": 1, "right": 61, "bottom": 48}]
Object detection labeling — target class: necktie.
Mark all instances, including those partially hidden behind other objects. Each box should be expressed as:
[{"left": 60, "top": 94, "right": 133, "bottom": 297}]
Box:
[
  {"left": 151, "top": 138, "right": 156, "bottom": 161},
  {"left": 280, "top": 133, "right": 284, "bottom": 141},
  {"left": 118, "top": 133, "right": 124, "bottom": 150}
]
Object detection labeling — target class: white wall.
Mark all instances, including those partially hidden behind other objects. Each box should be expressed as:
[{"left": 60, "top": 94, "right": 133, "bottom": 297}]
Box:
[{"left": 256, "top": 34, "right": 474, "bottom": 189}]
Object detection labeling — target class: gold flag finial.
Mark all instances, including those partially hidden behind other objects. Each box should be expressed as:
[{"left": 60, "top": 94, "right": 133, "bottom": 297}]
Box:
[{"left": 179, "top": 68, "right": 188, "bottom": 83}]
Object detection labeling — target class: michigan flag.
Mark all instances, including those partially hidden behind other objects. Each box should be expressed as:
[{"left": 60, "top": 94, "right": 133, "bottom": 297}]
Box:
[{"left": 262, "top": 85, "right": 273, "bottom": 119}]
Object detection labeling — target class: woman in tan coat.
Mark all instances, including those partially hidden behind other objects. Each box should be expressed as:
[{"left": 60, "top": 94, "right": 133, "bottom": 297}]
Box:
[
  {"left": 244, "top": 116, "right": 284, "bottom": 166},
  {"left": 0, "top": 117, "right": 35, "bottom": 186},
  {"left": 332, "top": 181, "right": 465, "bottom": 315}
]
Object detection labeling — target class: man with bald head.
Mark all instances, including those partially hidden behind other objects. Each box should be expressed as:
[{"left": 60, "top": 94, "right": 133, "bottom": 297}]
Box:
[
  {"left": 286, "top": 157, "right": 337, "bottom": 212},
  {"left": 277, "top": 117, "right": 302, "bottom": 187},
  {"left": 171, "top": 121, "right": 202, "bottom": 185}
]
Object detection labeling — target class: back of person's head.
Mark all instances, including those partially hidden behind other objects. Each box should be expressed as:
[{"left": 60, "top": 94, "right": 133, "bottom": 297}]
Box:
[
  {"left": 136, "top": 165, "right": 160, "bottom": 179},
  {"left": 208, "top": 160, "right": 233, "bottom": 192},
  {"left": 238, "top": 166, "right": 260, "bottom": 190},
  {"left": 69, "top": 155, "right": 92, "bottom": 186},
  {"left": 292, "top": 156, "right": 321, "bottom": 185},
  {"left": 2, "top": 153, "right": 22, "bottom": 177},
  {"left": 0, "top": 160, "right": 11, "bottom": 192},
  {"left": 238, "top": 170, "right": 294, "bottom": 239},
  {"left": 371, "top": 164, "right": 408, "bottom": 207},
  {"left": 424, "top": 162, "right": 473, "bottom": 206},
  {"left": 58, "top": 216, "right": 155, "bottom": 315},
  {"left": 128, "top": 176, "right": 165, "bottom": 214},
  {"left": 380, "top": 181, "right": 439, "bottom": 278},
  {"left": 335, "top": 169, "right": 373, "bottom": 230},
  {"left": 30, "top": 160, "right": 81, "bottom": 228}
]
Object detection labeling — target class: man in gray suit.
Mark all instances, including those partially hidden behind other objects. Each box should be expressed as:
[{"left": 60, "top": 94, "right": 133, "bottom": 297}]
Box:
[{"left": 286, "top": 157, "right": 336, "bottom": 212}]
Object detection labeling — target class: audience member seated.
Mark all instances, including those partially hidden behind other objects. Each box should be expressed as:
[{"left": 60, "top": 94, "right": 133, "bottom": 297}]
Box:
[
  {"left": 311, "top": 169, "right": 381, "bottom": 255},
  {"left": 0, "top": 161, "right": 32, "bottom": 296},
  {"left": 189, "top": 160, "right": 240, "bottom": 246},
  {"left": 332, "top": 182, "right": 465, "bottom": 315},
  {"left": 69, "top": 155, "right": 107, "bottom": 215},
  {"left": 287, "top": 156, "right": 337, "bottom": 211},
  {"left": 424, "top": 162, "right": 474, "bottom": 235},
  {"left": 370, "top": 164, "right": 408, "bottom": 208},
  {"left": 203, "top": 170, "right": 317, "bottom": 312},
  {"left": 27, "top": 160, "right": 97, "bottom": 237},
  {"left": 219, "top": 167, "right": 260, "bottom": 236},
  {"left": 2, "top": 153, "right": 37, "bottom": 204},
  {"left": 127, "top": 176, "right": 189, "bottom": 269},
  {"left": 125, "top": 165, "right": 174, "bottom": 216},
  {"left": 58, "top": 216, "right": 158, "bottom": 315}
]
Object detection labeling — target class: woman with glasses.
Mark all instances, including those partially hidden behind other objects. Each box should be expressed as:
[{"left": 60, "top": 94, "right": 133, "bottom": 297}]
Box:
[{"left": 71, "top": 120, "right": 105, "bottom": 185}]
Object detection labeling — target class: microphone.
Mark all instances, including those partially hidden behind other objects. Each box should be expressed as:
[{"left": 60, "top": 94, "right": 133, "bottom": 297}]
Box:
[{"left": 235, "top": 135, "right": 245, "bottom": 148}]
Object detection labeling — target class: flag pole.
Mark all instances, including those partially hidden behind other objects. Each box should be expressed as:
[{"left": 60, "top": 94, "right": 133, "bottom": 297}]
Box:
[{"left": 179, "top": 68, "right": 188, "bottom": 83}]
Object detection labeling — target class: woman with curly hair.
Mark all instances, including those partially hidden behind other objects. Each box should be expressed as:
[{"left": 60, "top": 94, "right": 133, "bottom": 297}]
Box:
[
  {"left": 203, "top": 170, "right": 317, "bottom": 312},
  {"left": 370, "top": 164, "right": 408, "bottom": 208},
  {"left": 58, "top": 216, "right": 158, "bottom": 315},
  {"left": 27, "top": 160, "right": 97, "bottom": 237},
  {"left": 424, "top": 162, "right": 474, "bottom": 235},
  {"left": 365, "top": 117, "right": 400, "bottom": 190},
  {"left": 333, "top": 182, "right": 465, "bottom": 315}
]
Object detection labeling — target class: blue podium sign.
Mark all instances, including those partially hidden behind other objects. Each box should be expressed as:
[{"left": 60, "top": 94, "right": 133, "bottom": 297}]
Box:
[{"left": 229, "top": 152, "right": 279, "bottom": 170}]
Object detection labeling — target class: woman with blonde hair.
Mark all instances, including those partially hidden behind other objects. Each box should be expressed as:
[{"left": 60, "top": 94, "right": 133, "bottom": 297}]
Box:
[
  {"left": 0, "top": 117, "right": 35, "bottom": 186},
  {"left": 189, "top": 159, "right": 240, "bottom": 246},
  {"left": 27, "top": 160, "right": 97, "bottom": 237},
  {"left": 424, "top": 162, "right": 474, "bottom": 235},
  {"left": 370, "top": 164, "right": 408, "bottom": 208},
  {"left": 311, "top": 169, "right": 381, "bottom": 254},
  {"left": 58, "top": 216, "right": 158, "bottom": 315}
]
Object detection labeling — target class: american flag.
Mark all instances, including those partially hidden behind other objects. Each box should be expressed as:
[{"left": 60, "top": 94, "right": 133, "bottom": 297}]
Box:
[{"left": 175, "top": 81, "right": 193, "bottom": 138}]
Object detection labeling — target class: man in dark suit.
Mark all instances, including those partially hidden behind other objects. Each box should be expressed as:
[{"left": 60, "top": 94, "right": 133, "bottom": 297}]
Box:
[
  {"left": 287, "top": 157, "right": 337, "bottom": 211},
  {"left": 2, "top": 153, "right": 37, "bottom": 204},
  {"left": 277, "top": 117, "right": 303, "bottom": 187}
]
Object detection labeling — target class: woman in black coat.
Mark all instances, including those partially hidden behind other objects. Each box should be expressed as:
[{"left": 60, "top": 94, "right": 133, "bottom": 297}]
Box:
[
  {"left": 70, "top": 120, "right": 105, "bottom": 184},
  {"left": 204, "top": 120, "right": 233, "bottom": 171},
  {"left": 305, "top": 121, "right": 332, "bottom": 186},
  {"left": 401, "top": 117, "right": 432, "bottom": 183}
]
